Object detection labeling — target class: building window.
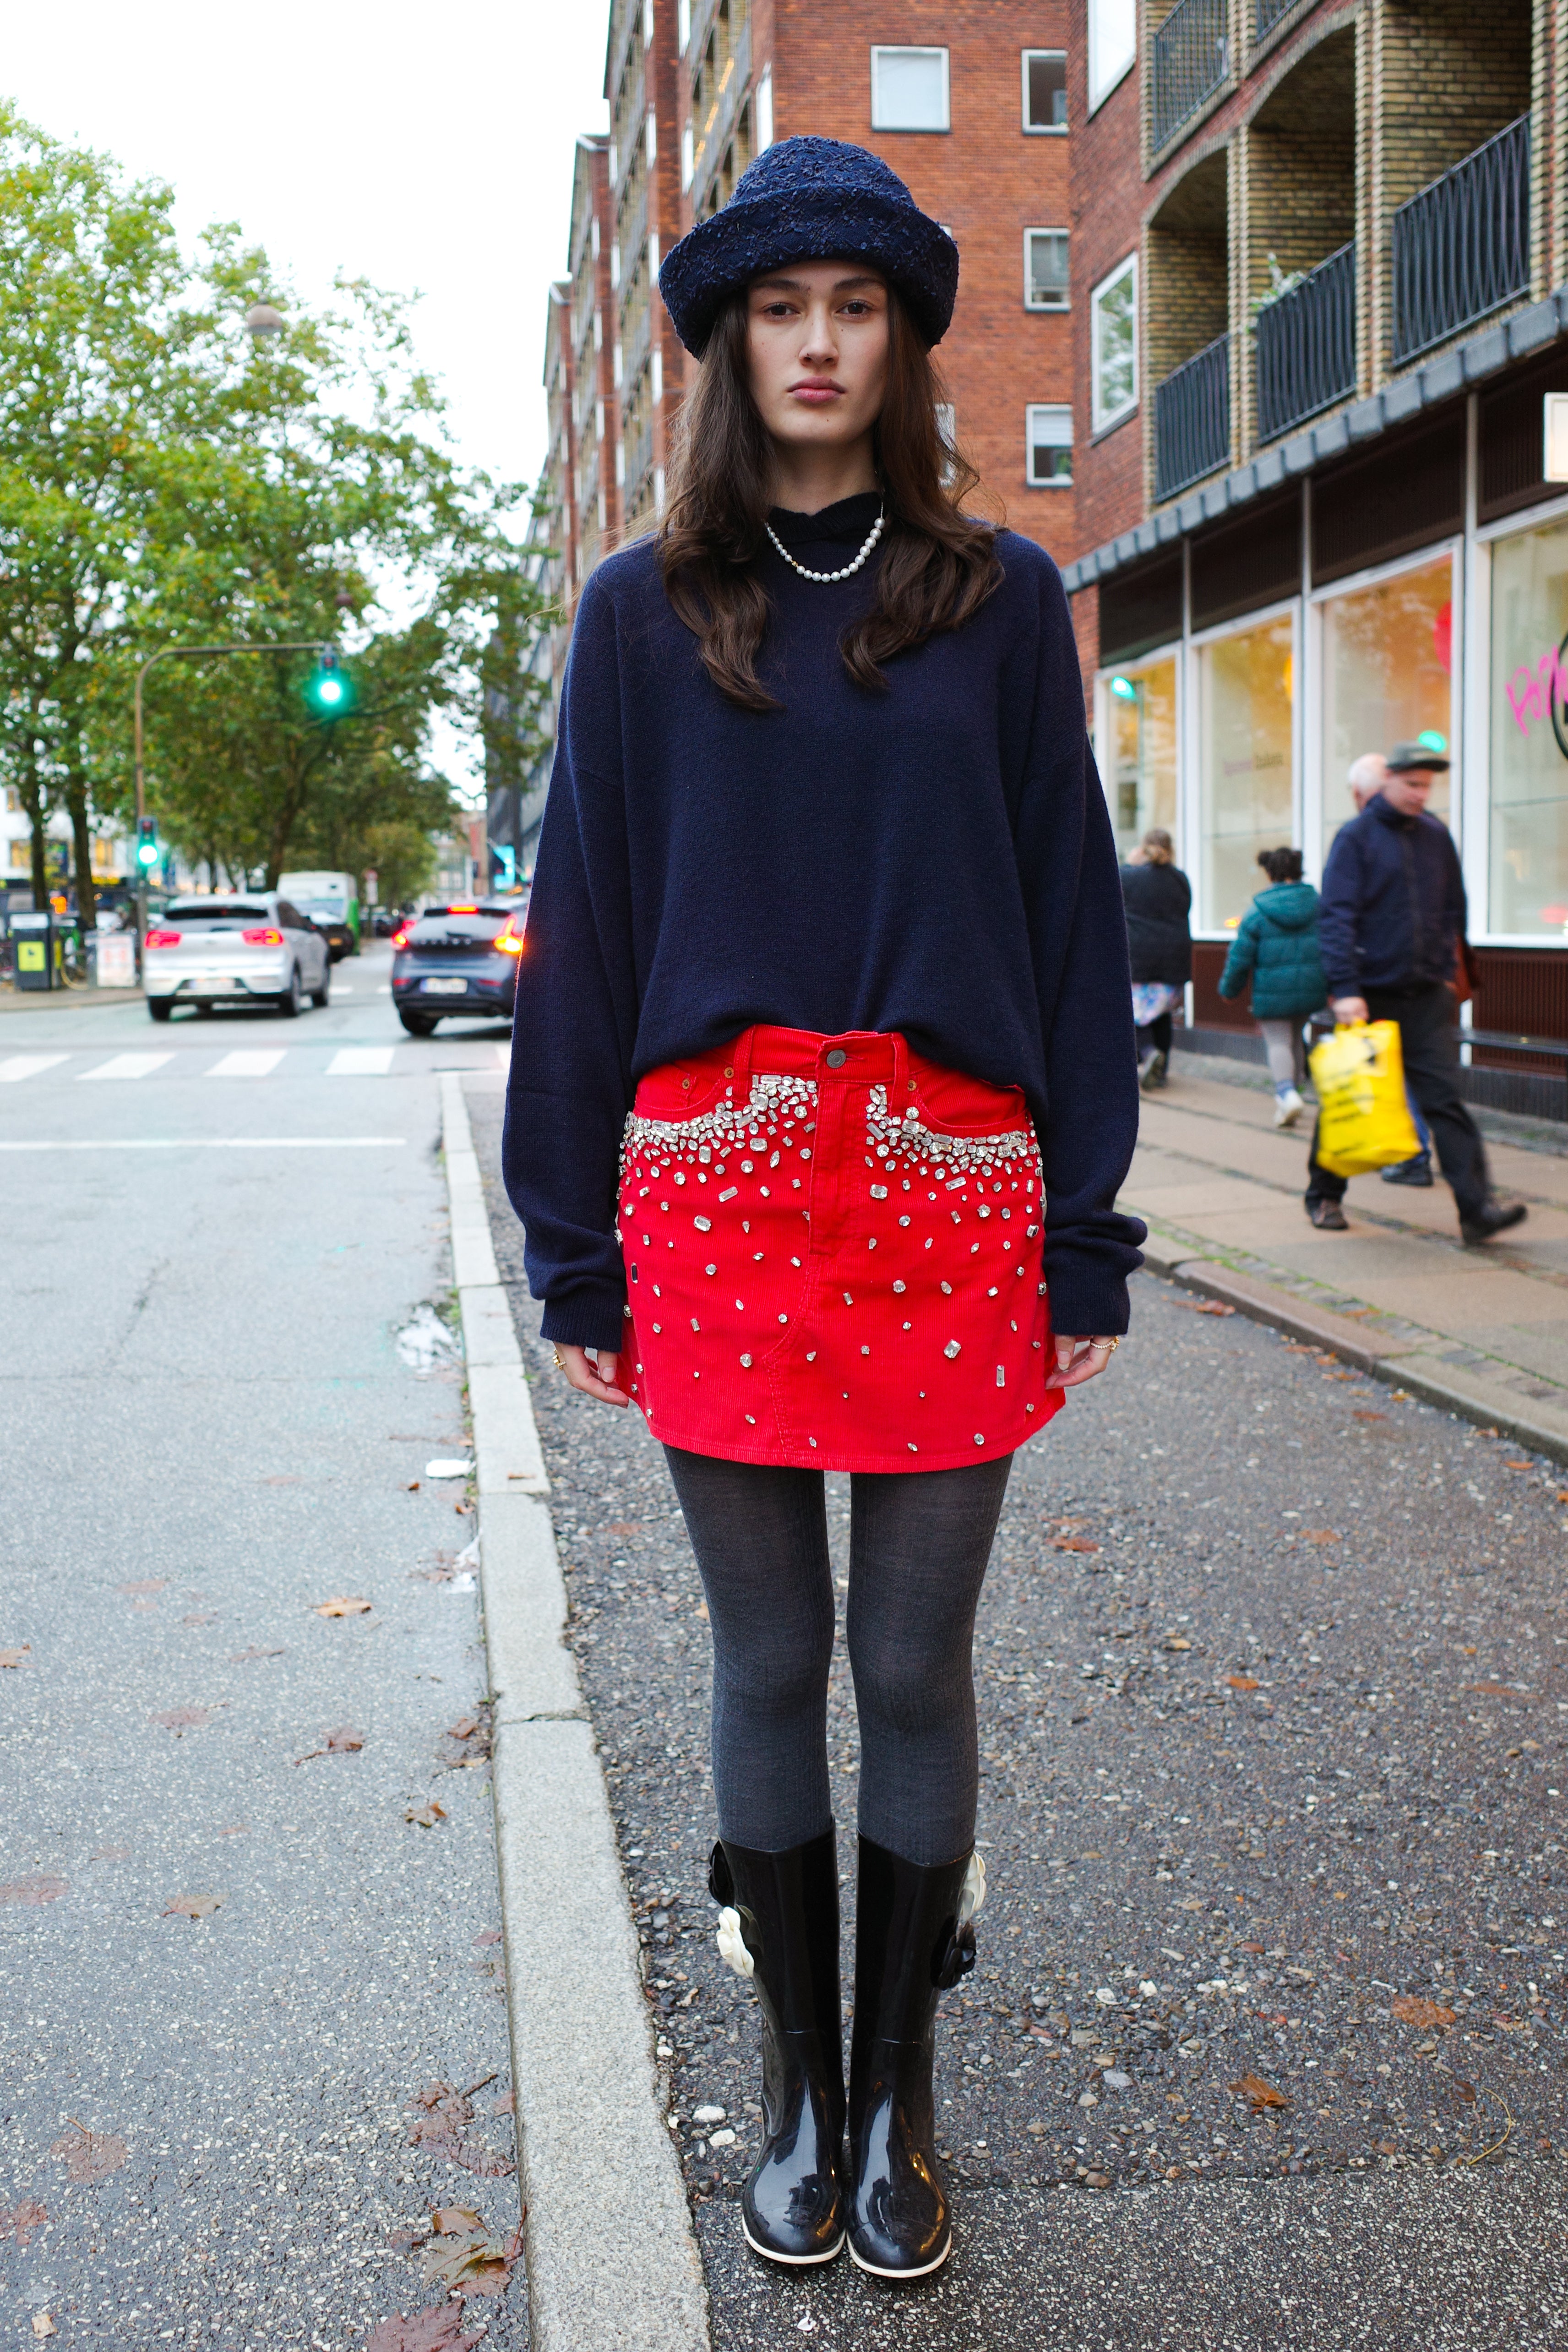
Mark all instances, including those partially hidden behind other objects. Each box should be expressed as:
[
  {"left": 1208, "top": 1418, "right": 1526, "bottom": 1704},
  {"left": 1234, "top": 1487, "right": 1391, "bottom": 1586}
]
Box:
[
  {"left": 1091, "top": 255, "right": 1138, "bottom": 432},
  {"left": 1321, "top": 555, "right": 1454, "bottom": 870},
  {"left": 1023, "top": 50, "right": 1068, "bottom": 131},
  {"left": 678, "top": 0, "right": 690, "bottom": 52},
  {"left": 756, "top": 68, "right": 774, "bottom": 154},
  {"left": 1489, "top": 516, "right": 1568, "bottom": 936},
  {"left": 1197, "top": 612, "right": 1296, "bottom": 932},
  {"left": 870, "top": 46, "right": 950, "bottom": 133},
  {"left": 1026, "top": 405, "right": 1073, "bottom": 486},
  {"left": 1088, "top": 0, "right": 1136, "bottom": 113},
  {"left": 1024, "top": 230, "right": 1070, "bottom": 311},
  {"left": 1105, "top": 658, "right": 1178, "bottom": 857},
  {"left": 681, "top": 123, "right": 694, "bottom": 191}
]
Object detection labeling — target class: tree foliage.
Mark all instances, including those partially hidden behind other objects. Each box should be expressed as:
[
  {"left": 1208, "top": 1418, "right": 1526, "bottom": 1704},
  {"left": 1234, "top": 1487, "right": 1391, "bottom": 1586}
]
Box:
[{"left": 0, "top": 101, "right": 545, "bottom": 922}]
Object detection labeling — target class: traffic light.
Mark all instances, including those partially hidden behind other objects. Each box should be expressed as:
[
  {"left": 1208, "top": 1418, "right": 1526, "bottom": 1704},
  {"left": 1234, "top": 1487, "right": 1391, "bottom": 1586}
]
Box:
[
  {"left": 305, "top": 648, "right": 354, "bottom": 717},
  {"left": 136, "top": 817, "right": 159, "bottom": 870}
]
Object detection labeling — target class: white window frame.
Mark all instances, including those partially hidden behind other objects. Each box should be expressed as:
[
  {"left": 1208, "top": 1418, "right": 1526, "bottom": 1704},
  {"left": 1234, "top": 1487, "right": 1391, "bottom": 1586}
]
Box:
[
  {"left": 681, "top": 123, "right": 694, "bottom": 191},
  {"left": 677, "top": 0, "right": 691, "bottom": 54},
  {"left": 1025, "top": 404, "right": 1074, "bottom": 489},
  {"left": 870, "top": 45, "right": 951, "bottom": 133},
  {"left": 755, "top": 68, "right": 774, "bottom": 153},
  {"left": 1024, "top": 228, "right": 1071, "bottom": 313},
  {"left": 1021, "top": 49, "right": 1068, "bottom": 134},
  {"left": 1091, "top": 253, "right": 1138, "bottom": 433},
  {"left": 1087, "top": 0, "right": 1137, "bottom": 115}
]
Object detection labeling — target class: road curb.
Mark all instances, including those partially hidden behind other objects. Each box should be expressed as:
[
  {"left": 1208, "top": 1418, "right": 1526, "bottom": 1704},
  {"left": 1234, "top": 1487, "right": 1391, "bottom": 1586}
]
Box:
[
  {"left": 441, "top": 1073, "right": 710, "bottom": 2352},
  {"left": 1140, "top": 1230, "right": 1568, "bottom": 1465}
]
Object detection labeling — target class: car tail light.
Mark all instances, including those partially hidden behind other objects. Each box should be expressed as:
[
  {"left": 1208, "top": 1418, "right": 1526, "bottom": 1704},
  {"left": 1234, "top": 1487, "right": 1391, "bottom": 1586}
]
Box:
[
  {"left": 391, "top": 927, "right": 411, "bottom": 950},
  {"left": 495, "top": 916, "right": 523, "bottom": 955},
  {"left": 241, "top": 926, "right": 284, "bottom": 946},
  {"left": 448, "top": 902, "right": 479, "bottom": 914},
  {"left": 145, "top": 929, "right": 182, "bottom": 947}
]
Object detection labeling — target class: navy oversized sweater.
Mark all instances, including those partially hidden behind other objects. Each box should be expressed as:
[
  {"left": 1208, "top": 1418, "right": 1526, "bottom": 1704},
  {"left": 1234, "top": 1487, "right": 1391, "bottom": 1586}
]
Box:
[{"left": 503, "top": 492, "right": 1145, "bottom": 1354}]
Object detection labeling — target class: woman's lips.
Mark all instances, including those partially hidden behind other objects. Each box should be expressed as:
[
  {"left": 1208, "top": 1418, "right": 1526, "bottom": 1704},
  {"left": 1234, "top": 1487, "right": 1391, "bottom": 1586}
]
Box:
[{"left": 788, "top": 384, "right": 841, "bottom": 404}]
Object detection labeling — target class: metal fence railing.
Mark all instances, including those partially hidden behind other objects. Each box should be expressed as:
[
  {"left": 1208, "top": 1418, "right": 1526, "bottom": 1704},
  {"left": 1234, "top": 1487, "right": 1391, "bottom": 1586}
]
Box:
[
  {"left": 1154, "top": 332, "right": 1231, "bottom": 502},
  {"left": 1391, "top": 114, "right": 1530, "bottom": 365},
  {"left": 1150, "top": 0, "right": 1228, "bottom": 152},
  {"left": 1254, "top": 0, "right": 1299, "bottom": 40},
  {"left": 1255, "top": 240, "right": 1357, "bottom": 444}
]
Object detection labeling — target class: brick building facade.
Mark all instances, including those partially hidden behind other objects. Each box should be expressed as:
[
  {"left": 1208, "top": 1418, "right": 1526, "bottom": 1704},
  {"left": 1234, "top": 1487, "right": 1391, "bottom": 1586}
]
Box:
[{"left": 1063, "top": 0, "right": 1568, "bottom": 1090}]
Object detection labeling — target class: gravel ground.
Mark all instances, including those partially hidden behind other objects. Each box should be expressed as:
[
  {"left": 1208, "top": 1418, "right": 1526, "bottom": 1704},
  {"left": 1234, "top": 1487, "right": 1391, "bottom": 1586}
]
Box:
[
  {"left": 0, "top": 1047, "right": 526, "bottom": 2351},
  {"left": 470, "top": 1082, "right": 1567, "bottom": 2349}
]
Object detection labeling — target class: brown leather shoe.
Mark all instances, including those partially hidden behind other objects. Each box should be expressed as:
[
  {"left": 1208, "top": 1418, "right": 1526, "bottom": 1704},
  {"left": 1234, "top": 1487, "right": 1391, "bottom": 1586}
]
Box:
[{"left": 1307, "top": 1199, "right": 1349, "bottom": 1230}]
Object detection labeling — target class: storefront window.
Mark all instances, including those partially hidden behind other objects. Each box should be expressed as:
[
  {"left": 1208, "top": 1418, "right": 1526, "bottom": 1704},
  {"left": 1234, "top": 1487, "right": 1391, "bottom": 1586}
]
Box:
[
  {"left": 1489, "top": 517, "right": 1568, "bottom": 936},
  {"left": 1321, "top": 555, "right": 1454, "bottom": 865},
  {"left": 1196, "top": 614, "right": 1295, "bottom": 931},
  {"left": 1104, "top": 656, "right": 1176, "bottom": 860}
]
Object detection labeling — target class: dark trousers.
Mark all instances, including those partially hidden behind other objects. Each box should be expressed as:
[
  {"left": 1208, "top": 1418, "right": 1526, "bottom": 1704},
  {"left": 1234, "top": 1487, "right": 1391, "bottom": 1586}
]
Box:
[
  {"left": 1137, "top": 1012, "right": 1173, "bottom": 1059},
  {"left": 1306, "top": 983, "right": 1490, "bottom": 1219}
]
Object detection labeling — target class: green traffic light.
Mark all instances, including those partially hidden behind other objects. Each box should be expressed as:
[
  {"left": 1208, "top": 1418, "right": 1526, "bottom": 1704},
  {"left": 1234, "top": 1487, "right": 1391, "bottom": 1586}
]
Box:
[{"left": 306, "top": 648, "right": 354, "bottom": 717}]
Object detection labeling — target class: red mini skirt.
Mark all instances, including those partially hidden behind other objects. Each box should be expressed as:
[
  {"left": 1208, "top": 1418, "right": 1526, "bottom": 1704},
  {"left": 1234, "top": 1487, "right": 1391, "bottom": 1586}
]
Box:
[{"left": 615, "top": 1025, "right": 1062, "bottom": 1473}]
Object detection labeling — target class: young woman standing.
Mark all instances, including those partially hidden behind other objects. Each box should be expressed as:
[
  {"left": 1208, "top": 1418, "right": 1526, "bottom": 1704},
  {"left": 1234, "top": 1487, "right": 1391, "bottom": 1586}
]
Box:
[{"left": 505, "top": 138, "right": 1144, "bottom": 2281}]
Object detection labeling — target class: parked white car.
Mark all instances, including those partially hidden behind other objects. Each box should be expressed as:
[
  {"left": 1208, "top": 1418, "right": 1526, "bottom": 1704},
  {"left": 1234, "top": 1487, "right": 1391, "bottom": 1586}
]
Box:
[{"left": 143, "top": 894, "right": 332, "bottom": 1021}]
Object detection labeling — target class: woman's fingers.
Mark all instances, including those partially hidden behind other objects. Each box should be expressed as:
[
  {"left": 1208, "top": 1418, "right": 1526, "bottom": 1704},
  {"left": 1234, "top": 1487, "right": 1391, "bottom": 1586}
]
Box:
[
  {"left": 555, "top": 1343, "right": 631, "bottom": 1407},
  {"left": 1045, "top": 1334, "right": 1120, "bottom": 1392}
]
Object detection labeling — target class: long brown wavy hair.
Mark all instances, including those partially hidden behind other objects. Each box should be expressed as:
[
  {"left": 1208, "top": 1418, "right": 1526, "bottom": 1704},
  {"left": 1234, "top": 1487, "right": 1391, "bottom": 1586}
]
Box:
[{"left": 658, "top": 284, "right": 1003, "bottom": 712}]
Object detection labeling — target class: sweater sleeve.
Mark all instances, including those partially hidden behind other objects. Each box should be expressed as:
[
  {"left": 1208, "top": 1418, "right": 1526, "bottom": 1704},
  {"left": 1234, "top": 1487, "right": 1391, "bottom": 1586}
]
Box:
[
  {"left": 1012, "top": 559, "right": 1146, "bottom": 1336},
  {"left": 502, "top": 579, "right": 638, "bottom": 1354}
]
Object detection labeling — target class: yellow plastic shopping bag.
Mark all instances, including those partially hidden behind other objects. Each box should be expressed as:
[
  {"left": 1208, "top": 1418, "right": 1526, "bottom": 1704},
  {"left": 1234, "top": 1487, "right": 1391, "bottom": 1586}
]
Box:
[{"left": 1307, "top": 1021, "right": 1422, "bottom": 1177}]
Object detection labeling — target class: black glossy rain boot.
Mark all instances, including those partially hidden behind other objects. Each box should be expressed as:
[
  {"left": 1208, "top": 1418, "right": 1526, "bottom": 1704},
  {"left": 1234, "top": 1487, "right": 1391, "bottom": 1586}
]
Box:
[
  {"left": 709, "top": 1829, "right": 846, "bottom": 2265},
  {"left": 846, "top": 1835, "right": 983, "bottom": 2280}
]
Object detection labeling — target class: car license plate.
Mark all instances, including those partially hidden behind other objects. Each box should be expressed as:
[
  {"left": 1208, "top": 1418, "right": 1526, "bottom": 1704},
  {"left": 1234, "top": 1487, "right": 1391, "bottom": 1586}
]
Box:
[
  {"left": 423, "top": 977, "right": 468, "bottom": 994},
  {"left": 189, "top": 978, "right": 240, "bottom": 994}
]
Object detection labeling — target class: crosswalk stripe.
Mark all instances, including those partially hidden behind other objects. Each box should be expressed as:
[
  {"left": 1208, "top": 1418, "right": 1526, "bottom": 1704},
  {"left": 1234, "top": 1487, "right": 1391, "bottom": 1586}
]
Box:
[
  {"left": 326, "top": 1046, "right": 396, "bottom": 1076},
  {"left": 78, "top": 1053, "right": 173, "bottom": 1082},
  {"left": 207, "top": 1050, "right": 286, "bottom": 1079},
  {"left": 0, "top": 1055, "right": 69, "bottom": 1083}
]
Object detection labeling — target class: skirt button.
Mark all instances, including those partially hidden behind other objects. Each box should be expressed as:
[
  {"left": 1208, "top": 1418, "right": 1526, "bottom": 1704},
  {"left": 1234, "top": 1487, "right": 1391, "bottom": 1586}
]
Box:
[{"left": 825, "top": 1048, "right": 847, "bottom": 1068}]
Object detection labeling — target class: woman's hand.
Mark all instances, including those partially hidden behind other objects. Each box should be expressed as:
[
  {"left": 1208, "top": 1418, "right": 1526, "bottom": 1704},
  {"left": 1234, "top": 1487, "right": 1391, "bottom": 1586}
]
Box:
[
  {"left": 1045, "top": 1334, "right": 1121, "bottom": 1392},
  {"left": 553, "top": 1344, "right": 631, "bottom": 1407}
]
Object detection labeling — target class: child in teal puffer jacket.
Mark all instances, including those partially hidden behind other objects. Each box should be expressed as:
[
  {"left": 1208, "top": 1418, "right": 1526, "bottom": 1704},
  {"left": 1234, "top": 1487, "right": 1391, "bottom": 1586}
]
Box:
[{"left": 1219, "top": 848, "right": 1327, "bottom": 1128}]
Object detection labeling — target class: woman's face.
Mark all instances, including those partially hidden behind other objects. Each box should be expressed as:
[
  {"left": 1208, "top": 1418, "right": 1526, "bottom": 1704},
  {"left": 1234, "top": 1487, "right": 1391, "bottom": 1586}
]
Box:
[{"left": 744, "top": 261, "right": 890, "bottom": 457}]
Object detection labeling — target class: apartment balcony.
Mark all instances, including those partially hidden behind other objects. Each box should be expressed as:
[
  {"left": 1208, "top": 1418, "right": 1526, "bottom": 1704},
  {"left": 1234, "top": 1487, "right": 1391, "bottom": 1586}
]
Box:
[
  {"left": 1253, "top": 0, "right": 1297, "bottom": 39},
  {"left": 1391, "top": 114, "right": 1530, "bottom": 366},
  {"left": 1154, "top": 332, "right": 1230, "bottom": 502},
  {"left": 1150, "top": 0, "right": 1228, "bottom": 155},
  {"left": 1255, "top": 240, "right": 1356, "bottom": 444}
]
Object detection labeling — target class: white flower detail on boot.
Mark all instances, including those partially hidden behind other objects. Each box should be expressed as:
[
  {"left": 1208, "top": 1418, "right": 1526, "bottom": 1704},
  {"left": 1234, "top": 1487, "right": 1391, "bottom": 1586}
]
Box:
[
  {"left": 957, "top": 1851, "right": 986, "bottom": 1929},
  {"left": 716, "top": 1905, "right": 755, "bottom": 1978}
]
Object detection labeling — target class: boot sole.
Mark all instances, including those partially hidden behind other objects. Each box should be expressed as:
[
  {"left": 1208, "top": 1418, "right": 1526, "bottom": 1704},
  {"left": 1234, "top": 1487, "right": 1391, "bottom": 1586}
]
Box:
[
  {"left": 741, "top": 2219, "right": 845, "bottom": 2266},
  {"left": 847, "top": 2233, "right": 953, "bottom": 2280}
]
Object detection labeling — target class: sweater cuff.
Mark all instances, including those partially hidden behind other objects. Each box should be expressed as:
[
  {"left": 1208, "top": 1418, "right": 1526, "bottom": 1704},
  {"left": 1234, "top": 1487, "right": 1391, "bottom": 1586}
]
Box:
[
  {"left": 540, "top": 1287, "right": 630, "bottom": 1355},
  {"left": 1044, "top": 1255, "right": 1140, "bottom": 1339}
]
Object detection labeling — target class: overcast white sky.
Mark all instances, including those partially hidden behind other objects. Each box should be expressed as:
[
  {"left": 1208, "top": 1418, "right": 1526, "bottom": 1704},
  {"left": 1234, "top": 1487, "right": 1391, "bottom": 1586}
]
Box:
[{"left": 4, "top": 0, "right": 609, "bottom": 496}]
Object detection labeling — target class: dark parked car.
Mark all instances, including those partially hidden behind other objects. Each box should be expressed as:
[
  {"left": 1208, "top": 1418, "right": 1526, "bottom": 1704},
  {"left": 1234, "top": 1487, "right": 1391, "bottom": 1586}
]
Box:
[{"left": 391, "top": 902, "right": 523, "bottom": 1034}]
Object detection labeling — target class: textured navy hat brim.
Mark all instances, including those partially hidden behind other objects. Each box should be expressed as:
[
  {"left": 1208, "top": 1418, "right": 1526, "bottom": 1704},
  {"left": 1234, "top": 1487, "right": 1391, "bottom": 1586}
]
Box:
[{"left": 659, "top": 159, "right": 958, "bottom": 355}]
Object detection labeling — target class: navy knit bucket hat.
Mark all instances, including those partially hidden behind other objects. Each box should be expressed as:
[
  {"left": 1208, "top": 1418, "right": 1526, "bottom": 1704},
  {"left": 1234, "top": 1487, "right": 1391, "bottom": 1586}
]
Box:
[{"left": 658, "top": 135, "right": 958, "bottom": 357}]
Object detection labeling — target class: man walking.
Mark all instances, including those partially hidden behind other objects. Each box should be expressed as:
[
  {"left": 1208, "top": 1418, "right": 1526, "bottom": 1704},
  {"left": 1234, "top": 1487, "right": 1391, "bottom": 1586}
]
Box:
[{"left": 1306, "top": 743, "right": 1524, "bottom": 1244}]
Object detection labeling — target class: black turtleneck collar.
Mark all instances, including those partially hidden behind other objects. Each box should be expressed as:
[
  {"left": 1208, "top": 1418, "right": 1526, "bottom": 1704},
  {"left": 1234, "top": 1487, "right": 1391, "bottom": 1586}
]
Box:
[{"left": 766, "top": 490, "right": 884, "bottom": 550}]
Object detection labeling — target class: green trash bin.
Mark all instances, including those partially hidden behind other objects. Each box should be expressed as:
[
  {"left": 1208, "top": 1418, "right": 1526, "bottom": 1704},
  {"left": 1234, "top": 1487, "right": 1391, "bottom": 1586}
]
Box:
[{"left": 11, "top": 909, "right": 56, "bottom": 991}]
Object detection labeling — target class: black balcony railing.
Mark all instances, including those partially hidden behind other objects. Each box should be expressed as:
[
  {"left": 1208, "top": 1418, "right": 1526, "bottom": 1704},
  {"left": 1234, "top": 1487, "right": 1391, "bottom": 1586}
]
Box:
[
  {"left": 1391, "top": 114, "right": 1530, "bottom": 365},
  {"left": 1254, "top": 0, "right": 1299, "bottom": 39},
  {"left": 1155, "top": 333, "right": 1230, "bottom": 502},
  {"left": 1150, "top": 0, "right": 1228, "bottom": 152},
  {"left": 1255, "top": 240, "right": 1356, "bottom": 443}
]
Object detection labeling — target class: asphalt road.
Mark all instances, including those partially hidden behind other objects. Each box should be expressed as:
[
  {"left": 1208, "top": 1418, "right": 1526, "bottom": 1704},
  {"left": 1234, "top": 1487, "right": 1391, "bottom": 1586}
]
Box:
[
  {"left": 468, "top": 1082, "right": 1568, "bottom": 2352},
  {"left": 0, "top": 958, "right": 529, "bottom": 2349}
]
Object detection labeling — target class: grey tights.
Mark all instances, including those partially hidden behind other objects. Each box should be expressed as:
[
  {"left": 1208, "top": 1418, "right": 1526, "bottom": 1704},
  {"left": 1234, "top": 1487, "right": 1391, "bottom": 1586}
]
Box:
[{"left": 663, "top": 1447, "right": 1012, "bottom": 1867}]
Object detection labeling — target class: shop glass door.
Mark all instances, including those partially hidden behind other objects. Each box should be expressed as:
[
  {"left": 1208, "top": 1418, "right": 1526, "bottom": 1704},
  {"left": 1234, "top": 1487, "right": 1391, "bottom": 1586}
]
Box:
[
  {"left": 1196, "top": 612, "right": 1295, "bottom": 932},
  {"left": 1320, "top": 554, "right": 1454, "bottom": 867},
  {"left": 1489, "top": 517, "right": 1568, "bottom": 937}
]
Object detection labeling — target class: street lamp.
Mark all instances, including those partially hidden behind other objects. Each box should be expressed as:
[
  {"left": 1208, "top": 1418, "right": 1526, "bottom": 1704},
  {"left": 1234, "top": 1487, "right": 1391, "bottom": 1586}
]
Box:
[{"left": 244, "top": 302, "right": 284, "bottom": 346}]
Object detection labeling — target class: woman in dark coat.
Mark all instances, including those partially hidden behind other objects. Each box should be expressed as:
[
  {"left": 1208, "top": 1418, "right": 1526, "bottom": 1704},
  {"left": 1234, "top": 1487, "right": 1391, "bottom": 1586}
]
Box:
[
  {"left": 1119, "top": 828, "right": 1192, "bottom": 1089},
  {"left": 504, "top": 138, "right": 1143, "bottom": 2281}
]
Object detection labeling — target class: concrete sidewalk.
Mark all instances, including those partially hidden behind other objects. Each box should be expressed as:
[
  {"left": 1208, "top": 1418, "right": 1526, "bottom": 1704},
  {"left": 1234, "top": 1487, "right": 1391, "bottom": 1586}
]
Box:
[{"left": 1121, "top": 1055, "right": 1568, "bottom": 1459}]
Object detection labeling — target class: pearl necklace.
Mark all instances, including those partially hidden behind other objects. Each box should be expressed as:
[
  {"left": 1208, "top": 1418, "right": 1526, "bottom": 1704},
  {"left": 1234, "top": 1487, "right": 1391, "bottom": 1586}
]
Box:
[{"left": 765, "top": 503, "right": 886, "bottom": 583}]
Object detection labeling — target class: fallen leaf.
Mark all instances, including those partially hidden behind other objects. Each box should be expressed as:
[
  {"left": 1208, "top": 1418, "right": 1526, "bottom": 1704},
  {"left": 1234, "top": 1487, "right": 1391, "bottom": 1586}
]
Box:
[
  {"left": 473, "top": 1928, "right": 502, "bottom": 1948},
  {"left": 430, "top": 2205, "right": 486, "bottom": 2236},
  {"left": 117, "top": 1579, "right": 168, "bottom": 1597},
  {"left": 229, "top": 1646, "right": 286, "bottom": 1663},
  {"left": 404, "top": 1802, "right": 448, "bottom": 1829},
  {"left": 0, "top": 1644, "right": 33, "bottom": 1667},
  {"left": 1230, "top": 2073, "right": 1290, "bottom": 2110},
  {"left": 1228, "top": 1674, "right": 1261, "bottom": 1692},
  {"left": 405, "top": 1481, "right": 421, "bottom": 1492},
  {"left": 0, "top": 2199, "right": 47, "bottom": 2247},
  {"left": 1188, "top": 1300, "right": 1236, "bottom": 1317},
  {"left": 32, "top": 2316, "right": 56, "bottom": 2341},
  {"left": 1468, "top": 1682, "right": 1530, "bottom": 1699},
  {"left": 492, "top": 2091, "right": 514, "bottom": 2115},
  {"left": 51, "top": 2120, "right": 127, "bottom": 2184},
  {"left": 150, "top": 1705, "right": 213, "bottom": 1736},
  {"left": 405, "top": 2083, "right": 515, "bottom": 2178},
  {"left": 696, "top": 1599, "right": 710, "bottom": 1621},
  {"left": 162, "top": 1894, "right": 223, "bottom": 1921},
  {"left": 1165, "top": 1636, "right": 1192, "bottom": 1652},
  {"left": 1352, "top": 1411, "right": 1388, "bottom": 1423},
  {"left": 293, "top": 1723, "right": 365, "bottom": 1764},
  {"left": 0, "top": 1874, "right": 67, "bottom": 1906},
  {"left": 1503, "top": 1460, "right": 1531, "bottom": 1470},
  {"left": 363, "top": 2308, "right": 485, "bottom": 2352},
  {"left": 448, "top": 1715, "right": 479, "bottom": 1740},
  {"left": 1238, "top": 1941, "right": 1265, "bottom": 1954},
  {"left": 1301, "top": 1531, "right": 1340, "bottom": 1545},
  {"left": 1391, "top": 1993, "right": 1456, "bottom": 2031},
  {"left": 314, "top": 1595, "right": 372, "bottom": 1617},
  {"left": 1050, "top": 1537, "right": 1101, "bottom": 1553},
  {"left": 182, "top": 1612, "right": 218, "bottom": 1627}
]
